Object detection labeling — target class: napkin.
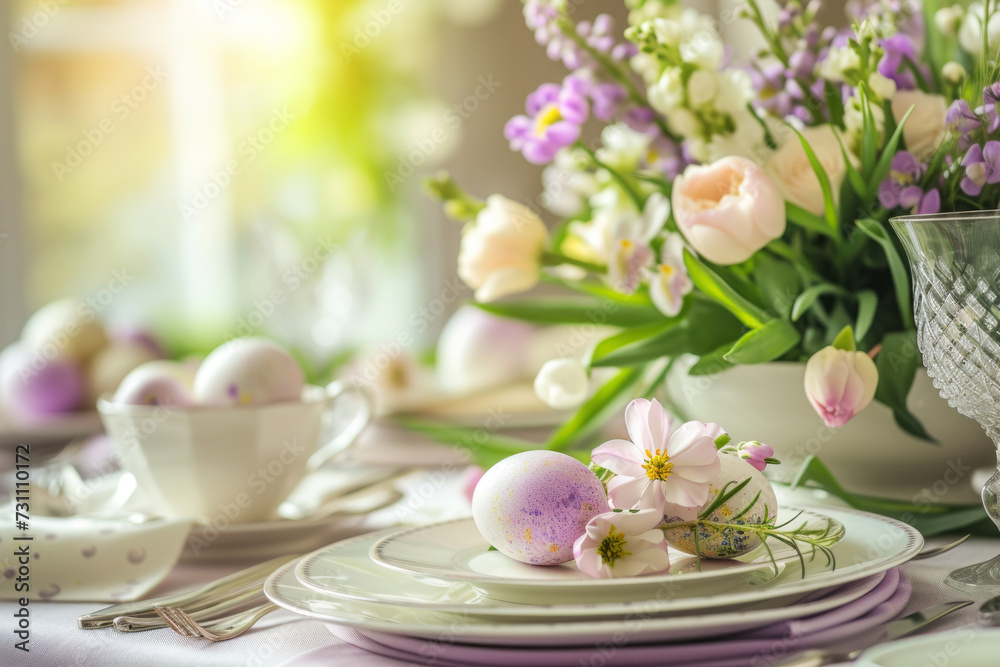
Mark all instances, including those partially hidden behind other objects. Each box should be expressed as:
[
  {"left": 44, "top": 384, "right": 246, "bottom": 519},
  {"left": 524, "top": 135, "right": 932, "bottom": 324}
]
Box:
[{"left": 323, "top": 569, "right": 910, "bottom": 667}]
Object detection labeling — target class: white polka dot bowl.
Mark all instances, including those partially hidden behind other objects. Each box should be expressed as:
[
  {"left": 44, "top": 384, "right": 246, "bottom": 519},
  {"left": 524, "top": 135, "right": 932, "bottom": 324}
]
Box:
[{"left": 97, "top": 382, "right": 372, "bottom": 522}]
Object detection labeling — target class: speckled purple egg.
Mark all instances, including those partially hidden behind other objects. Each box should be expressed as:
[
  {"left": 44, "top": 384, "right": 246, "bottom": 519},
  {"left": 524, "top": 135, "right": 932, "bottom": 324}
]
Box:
[
  {"left": 0, "top": 343, "right": 84, "bottom": 416},
  {"left": 113, "top": 361, "right": 195, "bottom": 407},
  {"left": 193, "top": 338, "right": 304, "bottom": 406},
  {"left": 472, "top": 450, "right": 609, "bottom": 566}
]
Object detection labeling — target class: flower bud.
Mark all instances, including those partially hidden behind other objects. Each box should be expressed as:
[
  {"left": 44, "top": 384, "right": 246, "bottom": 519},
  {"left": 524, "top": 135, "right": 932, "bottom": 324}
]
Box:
[
  {"left": 804, "top": 346, "right": 879, "bottom": 427},
  {"left": 934, "top": 5, "right": 963, "bottom": 37},
  {"left": 942, "top": 61, "right": 967, "bottom": 85},
  {"left": 534, "top": 358, "right": 589, "bottom": 409}
]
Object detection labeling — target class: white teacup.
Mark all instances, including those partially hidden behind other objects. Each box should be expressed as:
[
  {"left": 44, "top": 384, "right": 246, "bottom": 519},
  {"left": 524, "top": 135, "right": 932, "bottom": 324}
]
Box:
[{"left": 97, "top": 382, "right": 372, "bottom": 522}]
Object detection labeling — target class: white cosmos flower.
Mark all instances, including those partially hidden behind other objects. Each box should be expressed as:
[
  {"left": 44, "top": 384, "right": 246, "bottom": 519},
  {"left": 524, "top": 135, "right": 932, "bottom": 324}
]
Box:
[{"left": 573, "top": 509, "right": 671, "bottom": 579}]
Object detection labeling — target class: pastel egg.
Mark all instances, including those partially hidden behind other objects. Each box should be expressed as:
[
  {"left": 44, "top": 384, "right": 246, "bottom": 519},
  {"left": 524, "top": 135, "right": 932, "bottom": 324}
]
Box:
[
  {"left": 21, "top": 298, "right": 108, "bottom": 363},
  {"left": 86, "top": 341, "right": 161, "bottom": 404},
  {"left": 193, "top": 338, "right": 304, "bottom": 406},
  {"left": 113, "top": 361, "right": 195, "bottom": 407},
  {"left": 472, "top": 450, "right": 609, "bottom": 565},
  {"left": 661, "top": 454, "right": 777, "bottom": 559},
  {"left": 436, "top": 306, "right": 534, "bottom": 395},
  {"left": 0, "top": 343, "right": 84, "bottom": 416}
]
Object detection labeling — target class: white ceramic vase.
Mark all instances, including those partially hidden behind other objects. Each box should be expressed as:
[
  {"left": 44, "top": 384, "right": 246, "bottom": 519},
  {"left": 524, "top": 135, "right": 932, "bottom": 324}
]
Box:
[{"left": 666, "top": 357, "right": 994, "bottom": 504}]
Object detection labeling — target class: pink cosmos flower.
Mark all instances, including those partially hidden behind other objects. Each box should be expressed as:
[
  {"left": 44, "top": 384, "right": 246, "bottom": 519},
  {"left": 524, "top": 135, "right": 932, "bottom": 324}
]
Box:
[
  {"left": 573, "top": 508, "right": 671, "bottom": 579},
  {"left": 591, "top": 398, "right": 723, "bottom": 512}
]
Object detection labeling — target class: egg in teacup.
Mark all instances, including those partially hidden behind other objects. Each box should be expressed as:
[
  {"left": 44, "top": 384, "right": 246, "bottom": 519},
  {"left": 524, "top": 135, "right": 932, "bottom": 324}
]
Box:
[
  {"left": 113, "top": 361, "right": 197, "bottom": 407},
  {"left": 193, "top": 338, "right": 304, "bottom": 406},
  {"left": 472, "top": 450, "right": 609, "bottom": 565},
  {"left": 661, "top": 453, "right": 777, "bottom": 558}
]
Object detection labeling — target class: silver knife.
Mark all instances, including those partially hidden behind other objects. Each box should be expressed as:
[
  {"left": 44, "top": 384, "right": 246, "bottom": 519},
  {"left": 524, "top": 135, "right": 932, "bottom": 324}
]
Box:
[
  {"left": 77, "top": 554, "right": 298, "bottom": 629},
  {"left": 774, "top": 600, "right": 974, "bottom": 667}
]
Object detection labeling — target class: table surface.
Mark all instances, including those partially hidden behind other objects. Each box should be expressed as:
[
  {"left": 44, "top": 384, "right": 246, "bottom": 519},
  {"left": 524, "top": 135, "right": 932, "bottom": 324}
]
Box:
[{"left": 1, "top": 531, "right": 998, "bottom": 667}]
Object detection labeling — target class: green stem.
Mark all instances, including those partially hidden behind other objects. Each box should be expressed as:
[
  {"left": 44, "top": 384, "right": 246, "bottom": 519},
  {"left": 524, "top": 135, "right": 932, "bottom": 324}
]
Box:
[
  {"left": 541, "top": 251, "right": 607, "bottom": 274},
  {"left": 577, "top": 142, "right": 646, "bottom": 211}
]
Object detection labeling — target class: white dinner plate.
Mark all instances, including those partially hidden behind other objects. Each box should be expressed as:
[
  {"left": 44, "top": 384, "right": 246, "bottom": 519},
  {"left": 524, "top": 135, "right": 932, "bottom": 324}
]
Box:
[
  {"left": 296, "top": 530, "right": 814, "bottom": 620},
  {"left": 368, "top": 507, "right": 847, "bottom": 603},
  {"left": 269, "top": 557, "right": 887, "bottom": 646}
]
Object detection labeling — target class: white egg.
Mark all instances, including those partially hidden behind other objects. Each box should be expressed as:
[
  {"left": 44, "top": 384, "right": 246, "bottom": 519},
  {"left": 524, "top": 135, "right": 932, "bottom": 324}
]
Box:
[
  {"left": 21, "top": 298, "right": 108, "bottom": 363},
  {"left": 472, "top": 450, "right": 609, "bottom": 565},
  {"left": 86, "top": 342, "right": 160, "bottom": 403},
  {"left": 193, "top": 338, "right": 304, "bottom": 406},
  {"left": 113, "top": 361, "right": 195, "bottom": 407},
  {"left": 661, "top": 454, "right": 777, "bottom": 558}
]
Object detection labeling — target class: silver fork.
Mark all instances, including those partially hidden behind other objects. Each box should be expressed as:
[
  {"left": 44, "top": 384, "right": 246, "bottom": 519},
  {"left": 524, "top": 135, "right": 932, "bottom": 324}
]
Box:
[{"left": 154, "top": 602, "right": 278, "bottom": 641}]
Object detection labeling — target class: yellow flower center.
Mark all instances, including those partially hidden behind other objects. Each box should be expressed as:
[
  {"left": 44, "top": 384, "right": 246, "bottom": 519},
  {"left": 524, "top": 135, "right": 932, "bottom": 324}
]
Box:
[
  {"left": 890, "top": 169, "right": 914, "bottom": 185},
  {"left": 534, "top": 103, "right": 563, "bottom": 136},
  {"left": 659, "top": 264, "right": 674, "bottom": 277},
  {"left": 596, "top": 524, "right": 631, "bottom": 567},
  {"left": 642, "top": 448, "right": 674, "bottom": 481}
]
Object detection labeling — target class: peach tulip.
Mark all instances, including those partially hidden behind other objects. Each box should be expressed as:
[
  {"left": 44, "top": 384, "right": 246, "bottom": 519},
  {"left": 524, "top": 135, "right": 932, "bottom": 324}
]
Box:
[
  {"left": 804, "top": 346, "right": 879, "bottom": 427},
  {"left": 458, "top": 195, "right": 549, "bottom": 302},
  {"left": 671, "top": 157, "right": 786, "bottom": 265}
]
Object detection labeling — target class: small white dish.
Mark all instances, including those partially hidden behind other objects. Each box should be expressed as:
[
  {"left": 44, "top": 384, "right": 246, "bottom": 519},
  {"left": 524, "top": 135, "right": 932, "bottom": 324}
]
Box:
[
  {"left": 856, "top": 629, "right": 998, "bottom": 666},
  {"left": 368, "top": 508, "right": 846, "bottom": 603}
]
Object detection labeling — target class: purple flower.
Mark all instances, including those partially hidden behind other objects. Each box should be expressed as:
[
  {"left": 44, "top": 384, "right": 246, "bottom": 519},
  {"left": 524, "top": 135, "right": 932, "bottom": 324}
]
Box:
[
  {"left": 590, "top": 82, "right": 626, "bottom": 122},
  {"left": 878, "top": 34, "right": 917, "bottom": 89},
  {"left": 877, "top": 151, "right": 940, "bottom": 214},
  {"left": 961, "top": 142, "right": 1000, "bottom": 196},
  {"left": 976, "top": 83, "right": 1000, "bottom": 134},
  {"left": 947, "top": 100, "right": 982, "bottom": 151},
  {"left": 505, "top": 76, "right": 589, "bottom": 165}
]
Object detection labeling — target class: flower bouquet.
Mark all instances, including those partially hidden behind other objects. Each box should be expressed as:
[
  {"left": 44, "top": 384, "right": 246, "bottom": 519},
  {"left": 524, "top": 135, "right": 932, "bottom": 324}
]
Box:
[{"left": 426, "top": 0, "right": 1000, "bottom": 452}]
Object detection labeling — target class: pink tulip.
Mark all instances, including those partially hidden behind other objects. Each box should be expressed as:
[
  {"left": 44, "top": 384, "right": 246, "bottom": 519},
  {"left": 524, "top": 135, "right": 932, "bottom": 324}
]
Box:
[
  {"left": 671, "top": 157, "right": 786, "bottom": 265},
  {"left": 804, "top": 346, "right": 879, "bottom": 427}
]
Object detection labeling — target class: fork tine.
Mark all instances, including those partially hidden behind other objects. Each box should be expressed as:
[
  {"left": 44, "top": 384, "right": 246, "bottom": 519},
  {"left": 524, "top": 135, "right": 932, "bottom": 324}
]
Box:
[
  {"left": 153, "top": 606, "right": 196, "bottom": 637},
  {"left": 168, "top": 603, "right": 277, "bottom": 642},
  {"left": 164, "top": 607, "right": 205, "bottom": 638}
]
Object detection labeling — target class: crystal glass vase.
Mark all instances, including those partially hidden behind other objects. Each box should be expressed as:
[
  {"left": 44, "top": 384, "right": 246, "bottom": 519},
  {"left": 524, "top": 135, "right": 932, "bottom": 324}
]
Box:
[{"left": 891, "top": 210, "right": 1000, "bottom": 592}]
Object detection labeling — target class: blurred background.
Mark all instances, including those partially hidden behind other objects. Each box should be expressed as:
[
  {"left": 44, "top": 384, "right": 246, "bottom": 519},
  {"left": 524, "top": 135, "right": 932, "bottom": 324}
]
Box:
[{"left": 0, "top": 0, "right": 846, "bottom": 376}]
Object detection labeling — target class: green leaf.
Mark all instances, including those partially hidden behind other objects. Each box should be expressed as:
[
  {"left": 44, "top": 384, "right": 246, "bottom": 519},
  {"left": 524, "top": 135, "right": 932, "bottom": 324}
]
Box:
[
  {"left": 723, "top": 318, "right": 801, "bottom": 364},
  {"left": 791, "top": 284, "right": 851, "bottom": 322},
  {"left": 393, "top": 418, "right": 559, "bottom": 469},
  {"left": 688, "top": 342, "right": 737, "bottom": 376},
  {"left": 589, "top": 321, "right": 673, "bottom": 366},
  {"left": 546, "top": 366, "right": 645, "bottom": 451},
  {"left": 830, "top": 325, "right": 856, "bottom": 352},
  {"left": 854, "top": 218, "right": 913, "bottom": 329},
  {"left": 874, "top": 331, "right": 934, "bottom": 442},
  {"left": 790, "top": 126, "right": 838, "bottom": 233},
  {"left": 753, "top": 254, "right": 801, "bottom": 319},
  {"left": 824, "top": 80, "right": 844, "bottom": 127},
  {"left": 859, "top": 86, "right": 878, "bottom": 175},
  {"left": 474, "top": 297, "right": 662, "bottom": 328},
  {"left": 683, "top": 250, "right": 772, "bottom": 329},
  {"left": 590, "top": 303, "right": 743, "bottom": 367},
  {"left": 790, "top": 455, "right": 988, "bottom": 536},
  {"left": 869, "top": 106, "right": 914, "bottom": 193},
  {"left": 855, "top": 290, "right": 878, "bottom": 342},
  {"left": 786, "top": 202, "right": 837, "bottom": 238},
  {"left": 833, "top": 128, "right": 867, "bottom": 200}
]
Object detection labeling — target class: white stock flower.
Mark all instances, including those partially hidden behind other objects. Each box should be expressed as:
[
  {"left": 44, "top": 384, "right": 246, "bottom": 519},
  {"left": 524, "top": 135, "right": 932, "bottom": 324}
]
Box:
[
  {"left": 867, "top": 72, "right": 897, "bottom": 101},
  {"left": 458, "top": 195, "right": 548, "bottom": 302},
  {"left": 534, "top": 358, "right": 588, "bottom": 409},
  {"left": 687, "top": 70, "right": 717, "bottom": 107},
  {"left": 596, "top": 123, "right": 653, "bottom": 171},
  {"left": 819, "top": 46, "right": 861, "bottom": 83},
  {"left": 844, "top": 93, "right": 884, "bottom": 142},
  {"left": 648, "top": 69, "right": 685, "bottom": 114},
  {"left": 666, "top": 108, "right": 701, "bottom": 139},
  {"left": 541, "top": 148, "right": 599, "bottom": 217},
  {"left": 648, "top": 234, "right": 692, "bottom": 317}
]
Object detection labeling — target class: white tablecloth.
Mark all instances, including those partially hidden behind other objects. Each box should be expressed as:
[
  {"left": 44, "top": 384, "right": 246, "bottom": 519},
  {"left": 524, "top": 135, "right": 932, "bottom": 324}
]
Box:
[{"left": 1, "top": 534, "right": 997, "bottom": 667}]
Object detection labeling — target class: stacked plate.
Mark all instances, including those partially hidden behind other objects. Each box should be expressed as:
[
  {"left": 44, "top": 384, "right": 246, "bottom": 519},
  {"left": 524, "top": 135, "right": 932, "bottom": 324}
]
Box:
[{"left": 264, "top": 506, "right": 923, "bottom": 666}]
